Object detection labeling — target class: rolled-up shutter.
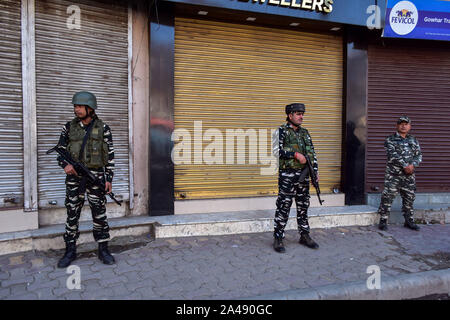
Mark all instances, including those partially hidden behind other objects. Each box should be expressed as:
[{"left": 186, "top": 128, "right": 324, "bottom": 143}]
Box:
[
  {"left": 35, "top": 0, "right": 129, "bottom": 208},
  {"left": 367, "top": 43, "right": 450, "bottom": 192},
  {"left": 0, "top": 0, "right": 23, "bottom": 208},
  {"left": 174, "top": 18, "right": 343, "bottom": 200}
]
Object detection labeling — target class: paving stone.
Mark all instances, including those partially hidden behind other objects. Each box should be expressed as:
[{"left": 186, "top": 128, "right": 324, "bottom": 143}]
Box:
[
  {"left": 0, "top": 287, "right": 11, "bottom": 299},
  {"left": 53, "top": 286, "right": 80, "bottom": 297},
  {"left": 9, "top": 255, "right": 24, "bottom": 266},
  {"left": 135, "top": 286, "right": 159, "bottom": 299},
  {"left": 111, "top": 291, "right": 143, "bottom": 300},
  {"left": 62, "top": 291, "right": 83, "bottom": 300},
  {"left": 0, "top": 270, "right": 10, "bottom": 280},
  {"left": 1, "top": 275, "right": 34, "bottom": 288},
  {"left": 124, "top": 279, "right": 150, "bottom": 292},
  {"left": 35, "top": 287, "right": 59, "bottom": 300},
  {"left": 80, "top": 279, "right": 101, "bottom": 290},
  {"left": 6, "top": 292, "right": 38, "bottom": 300},
  {"left": 10, "top": 283, "right": 29, "bottom": 296},
  {"left": 27, "top": 277, "right": 59, "bottom": 291},
  {"left": 0, "top": 224, "right": 449, "bottom": 299},
  {"left": 99, "top": 275, "right": 128, "bottom": 287}
]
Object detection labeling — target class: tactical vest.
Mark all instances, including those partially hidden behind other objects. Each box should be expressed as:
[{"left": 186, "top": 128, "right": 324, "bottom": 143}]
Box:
[
  {"left": 279, "top": 125, "right": 314, "bottom": 170},
  {"left": 67, "top": 118, "right": 108, "bottom": 169}
]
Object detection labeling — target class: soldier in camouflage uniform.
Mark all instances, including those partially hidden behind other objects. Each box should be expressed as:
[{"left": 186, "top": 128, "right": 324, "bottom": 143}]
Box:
[
  {"left": 378, "top": 116, "right": 422, "bottom": 231},
  {"left": 273, "top": 103, "right": 320, "bottom": 253},
  {"left": 57, "top": 91, "right": 116, "bottom": 268}
]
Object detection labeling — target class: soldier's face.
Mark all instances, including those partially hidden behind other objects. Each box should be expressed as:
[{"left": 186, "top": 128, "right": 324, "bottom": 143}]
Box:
[
  {"left": 74, "top": 105, "right": 94, "bottom": 119},
  {"left": 289, "top": 111, "right": 304, "bottom": 126},
  {"left": 74, "top": 105, "right": 87, "bottom": 118},
  {"left": 397, "top": 122, "right": 411, "bottom": 134}
]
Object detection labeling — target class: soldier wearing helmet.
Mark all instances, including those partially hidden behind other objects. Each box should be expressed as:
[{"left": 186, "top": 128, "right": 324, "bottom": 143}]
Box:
[
  {"left": 273, "top": 103, "right": 320, "bottom": 253},
  {"left": 377, "top": 116, "right": 422, "bottom": 231},
  {"left": 56, "top": 91, "right": 116, "bottom": 268}
]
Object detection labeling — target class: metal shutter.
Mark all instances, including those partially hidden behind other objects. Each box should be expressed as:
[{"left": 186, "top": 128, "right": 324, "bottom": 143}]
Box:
[
  {"left": 174, "top": 18, "right": 343, "bottom": 200},
  {"left": 0, "top": 0, "right": 23, "bottom": 208},
  {"left": 35, "top": 0, "right": 129, "bottom": 208},
  {"left": 367, "top": 43, "right": 450, "bottom": 192}
]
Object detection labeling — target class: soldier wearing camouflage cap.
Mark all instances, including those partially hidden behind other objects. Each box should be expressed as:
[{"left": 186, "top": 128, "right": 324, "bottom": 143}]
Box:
[
  {"left": 272, "top": 103, "right": 320, "bottom": 253},
  {"left": 377, "top": 115, "right": 422, "bottom": 231},
  {"left": 56, "top": 91, "right": 116, "bottom": 268}
]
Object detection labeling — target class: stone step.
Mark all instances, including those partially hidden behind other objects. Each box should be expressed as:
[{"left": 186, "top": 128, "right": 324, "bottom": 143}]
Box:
[
  {"left": 153, "top": 205, "right": 379, "bottom": 238},
  {"left": 0, "top": 205, "right": 379, "bottom": 255}
]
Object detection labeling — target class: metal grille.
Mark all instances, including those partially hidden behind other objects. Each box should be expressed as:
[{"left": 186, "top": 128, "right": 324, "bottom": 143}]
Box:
[
  {"left": 35, "top": 0, "right": 129, "bottom": 208},
  {"left": 367, "top": 43, "right": 450, "bottom": 192},
  {"left": 0, "top": 0, "right": 24, "bottom": 208},
  {"left": 174, "top": 18, "right": 343, "bottom": 200}
]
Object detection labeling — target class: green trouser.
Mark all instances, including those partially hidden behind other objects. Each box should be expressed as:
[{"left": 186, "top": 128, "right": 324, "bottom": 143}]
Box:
[{"left": 378, "top": 172, "right": 416, "bottom": 221}]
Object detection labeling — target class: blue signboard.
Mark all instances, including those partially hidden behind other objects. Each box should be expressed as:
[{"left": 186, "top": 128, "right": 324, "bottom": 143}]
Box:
[{"left": 383, "top": 0, "right": 450, "bottom": 41}]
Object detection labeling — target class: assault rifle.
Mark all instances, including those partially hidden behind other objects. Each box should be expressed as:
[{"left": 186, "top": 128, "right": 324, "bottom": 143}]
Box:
[
  {"left": 298, "top": 152, "right": 324, "bottom": 206},
  {"left": 47, "top": 145, "right": 122, "bottom": 206}
]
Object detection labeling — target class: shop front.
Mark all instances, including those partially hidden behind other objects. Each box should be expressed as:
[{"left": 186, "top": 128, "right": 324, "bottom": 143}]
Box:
[
  {"left": 0, "top": 0, "right": 142, "bottom": 234},
  {"left": 366, "top": 0, "right": 450, "bottom": 206},
  {"left": 149, "top": 0, "right": 379, "bottom": 215}
]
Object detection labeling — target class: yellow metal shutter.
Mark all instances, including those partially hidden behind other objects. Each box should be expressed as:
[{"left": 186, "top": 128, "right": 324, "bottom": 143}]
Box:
[{"left": 174, "top": 18, "right": 343, "bottom": 200}]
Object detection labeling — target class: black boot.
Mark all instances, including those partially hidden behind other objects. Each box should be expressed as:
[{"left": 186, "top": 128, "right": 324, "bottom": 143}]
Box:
[
  {"left": 273, "top": 237, "right": 286, "bottom": 253},
  {"left": 379, "top": 218, "right": 388, "bottom": 231},
  {"left": 98, "top": 242, "right": 115, "bottom": 265},
  {"left": 404, "top": 217, "right": 420, "bottom": 231},
  {"left": 57, "top": 242, "right": 77, "bottom": 268},
  {"left": 299, "top": 233, "right": 319, "bottom": 249}
]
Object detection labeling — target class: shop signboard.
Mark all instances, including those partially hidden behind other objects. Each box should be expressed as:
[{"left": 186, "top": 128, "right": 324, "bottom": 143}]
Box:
[
  {"left": 163, "top": 0, "right": 379, "bottom": 27},
  {"left": 383, "top": 0, "right": 450, "bottom": 41}
]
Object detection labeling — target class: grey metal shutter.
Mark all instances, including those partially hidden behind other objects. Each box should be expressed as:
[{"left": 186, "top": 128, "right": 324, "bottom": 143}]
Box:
[
  {"left": 0, "top": 0, "right": 24, "bottom": 208},
  {"left": 367, "top": 43, "right": 450, "bottom": 193},
  {"left": 35, "top": 0, "right": 129, "bottom": 208}
]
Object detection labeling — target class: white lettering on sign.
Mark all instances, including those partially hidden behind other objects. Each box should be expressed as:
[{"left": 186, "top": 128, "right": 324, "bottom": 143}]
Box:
[{"left": 242, "top": 0, "right": 334, "bottom": 14}]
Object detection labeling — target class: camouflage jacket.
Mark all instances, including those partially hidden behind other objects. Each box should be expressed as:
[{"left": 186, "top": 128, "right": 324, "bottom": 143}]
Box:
[
  {"left": 278, "top": 123, "right": 318, "bottom": 173},
  {"left": 384, "top": 132, "right": 422, "bottom": 175}
]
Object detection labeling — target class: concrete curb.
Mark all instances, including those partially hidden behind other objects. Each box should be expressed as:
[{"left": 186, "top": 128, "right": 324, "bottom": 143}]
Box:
[
  {"left": 0, "top": 206, "right": 378, "bottom": 255},
  {"left": 243, "top": 268, "right": 450, "bottom": 300}
]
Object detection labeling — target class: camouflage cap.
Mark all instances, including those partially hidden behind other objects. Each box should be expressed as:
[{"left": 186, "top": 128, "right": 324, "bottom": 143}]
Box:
[
  {"left": 397, "top": 116, "right": 411, "bottom": 124},
  {"left": 285, "top": 103, "right": 305, "bottom": 115}
]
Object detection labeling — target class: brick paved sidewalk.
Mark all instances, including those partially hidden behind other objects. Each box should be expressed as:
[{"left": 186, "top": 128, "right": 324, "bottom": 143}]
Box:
[{"left": 0, "top": 224, "right": 449, "bottom": 300}]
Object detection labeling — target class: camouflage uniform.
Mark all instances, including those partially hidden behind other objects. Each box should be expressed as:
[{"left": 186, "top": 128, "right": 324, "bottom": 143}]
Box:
[
  {"left": 378, "top": 131, "right": 422, "bottom": 221},
  {"left": 273, "top": 123, "right": 318, "bottom": 239},
  {"left": 57, "top": 115, "right": 115, "bottom": 244}
]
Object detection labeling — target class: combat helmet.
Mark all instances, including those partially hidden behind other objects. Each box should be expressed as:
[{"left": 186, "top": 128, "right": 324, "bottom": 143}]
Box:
[{"left": 72, "top": 91, "right": 97, "bottom": 110}]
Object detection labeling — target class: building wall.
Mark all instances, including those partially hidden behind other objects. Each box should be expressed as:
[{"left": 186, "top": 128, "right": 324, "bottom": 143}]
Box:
[
  {"left": 0, "top": 0, "right": 151, "bottom": 234},
  {"left": 130, "top": 0, "right": 150, "bottom": 216}
]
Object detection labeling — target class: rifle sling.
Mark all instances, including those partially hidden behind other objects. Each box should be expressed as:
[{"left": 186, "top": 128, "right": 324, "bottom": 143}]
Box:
[{"left": 79, "top": 119, "right": 96, "bottom": 161}]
